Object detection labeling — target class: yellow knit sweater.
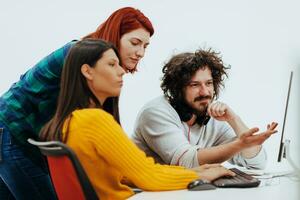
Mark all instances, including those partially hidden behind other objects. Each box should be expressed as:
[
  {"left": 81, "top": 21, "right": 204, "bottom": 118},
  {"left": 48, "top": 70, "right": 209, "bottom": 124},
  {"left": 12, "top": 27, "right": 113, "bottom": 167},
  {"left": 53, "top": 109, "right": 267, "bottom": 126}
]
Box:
[{"left": 63, "top": 109, "right": 198, "bottom": 200}]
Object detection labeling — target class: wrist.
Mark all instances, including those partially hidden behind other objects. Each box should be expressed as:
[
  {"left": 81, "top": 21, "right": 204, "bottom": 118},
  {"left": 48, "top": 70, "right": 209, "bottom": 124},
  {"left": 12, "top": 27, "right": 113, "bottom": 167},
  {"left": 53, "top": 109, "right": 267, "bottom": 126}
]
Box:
[
  {"left": 232, "top": 138, "right": 246, "bottom": 151},
  {"left": 227, "top": 114, "right": 240, "bottom": 125}
]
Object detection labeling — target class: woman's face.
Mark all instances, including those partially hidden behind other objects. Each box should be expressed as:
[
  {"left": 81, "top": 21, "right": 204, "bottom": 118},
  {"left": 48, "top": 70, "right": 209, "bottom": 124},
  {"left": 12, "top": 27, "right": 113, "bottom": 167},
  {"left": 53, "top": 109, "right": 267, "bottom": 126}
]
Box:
[
  {"left": 83, "top": 48, "right": 125, "bottom": 104},
  {"left": 119, "top": 28, "right": 150, "bottom": 72}
]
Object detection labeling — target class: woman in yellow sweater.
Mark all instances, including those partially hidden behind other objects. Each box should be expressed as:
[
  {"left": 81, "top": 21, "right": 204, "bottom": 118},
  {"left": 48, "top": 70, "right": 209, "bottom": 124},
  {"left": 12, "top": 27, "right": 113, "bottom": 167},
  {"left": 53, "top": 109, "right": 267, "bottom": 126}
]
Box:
[{"left": 40, "top": 39, "right": 234, "bottom": 200}]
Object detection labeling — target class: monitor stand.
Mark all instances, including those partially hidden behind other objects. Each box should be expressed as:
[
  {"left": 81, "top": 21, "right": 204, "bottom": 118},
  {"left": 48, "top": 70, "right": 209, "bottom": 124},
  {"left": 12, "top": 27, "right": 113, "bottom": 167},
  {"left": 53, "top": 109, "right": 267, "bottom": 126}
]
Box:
[{"left": 282, "top": 139, "right": 300, "bottom": 177}]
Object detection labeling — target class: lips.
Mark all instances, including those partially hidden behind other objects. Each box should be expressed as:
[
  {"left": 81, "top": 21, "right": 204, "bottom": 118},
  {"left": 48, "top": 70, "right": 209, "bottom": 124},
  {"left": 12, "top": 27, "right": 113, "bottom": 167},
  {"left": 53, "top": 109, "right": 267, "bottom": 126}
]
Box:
[
  {"left": 197, "top": 100, "right": 210, "bottom": 106},
  {"left": 194, "top": 97, "right": 211, "bottom": 102},
  {"left": 130, "top": 58, "right": 139, "bottom": 63},
  {"left": 199, "top": 98, "right": 210, "bottom": 102}
]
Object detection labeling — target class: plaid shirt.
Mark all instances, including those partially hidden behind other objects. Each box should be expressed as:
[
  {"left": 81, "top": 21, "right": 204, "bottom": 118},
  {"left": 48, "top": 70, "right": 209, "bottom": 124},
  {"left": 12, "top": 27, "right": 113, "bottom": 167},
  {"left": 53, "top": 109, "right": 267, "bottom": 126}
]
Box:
[{"left": 0, "top": 41, "right": 76, "bottom": 149}]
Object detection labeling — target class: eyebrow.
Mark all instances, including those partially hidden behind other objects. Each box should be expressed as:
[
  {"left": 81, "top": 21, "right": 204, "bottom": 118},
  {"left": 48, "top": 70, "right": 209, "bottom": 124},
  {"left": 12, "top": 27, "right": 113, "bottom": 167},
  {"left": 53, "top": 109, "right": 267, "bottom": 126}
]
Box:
[
  {"left": 189, "top": 79, "right": 213, "bottom": 83},
  {"left": 108, "top": 58, "right": 119, "bottom": 63}
]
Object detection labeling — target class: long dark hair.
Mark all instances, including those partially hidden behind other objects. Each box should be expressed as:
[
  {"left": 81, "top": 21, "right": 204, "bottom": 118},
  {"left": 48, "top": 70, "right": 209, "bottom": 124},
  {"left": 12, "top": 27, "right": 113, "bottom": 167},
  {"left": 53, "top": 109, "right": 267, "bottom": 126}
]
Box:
[
  {"left": 161, "top": 48, "right": 230, "bottom": 124},
  {"left": 40, "top": 39, "right": 120, "bottom": 142}
]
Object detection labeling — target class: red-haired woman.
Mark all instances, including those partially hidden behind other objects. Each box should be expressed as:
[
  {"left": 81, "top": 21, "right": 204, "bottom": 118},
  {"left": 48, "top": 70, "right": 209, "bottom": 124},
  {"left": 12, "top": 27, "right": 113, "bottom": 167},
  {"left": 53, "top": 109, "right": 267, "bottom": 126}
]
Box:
[{"left": 0, "top": 7, "right": 153, "bottom": 200}]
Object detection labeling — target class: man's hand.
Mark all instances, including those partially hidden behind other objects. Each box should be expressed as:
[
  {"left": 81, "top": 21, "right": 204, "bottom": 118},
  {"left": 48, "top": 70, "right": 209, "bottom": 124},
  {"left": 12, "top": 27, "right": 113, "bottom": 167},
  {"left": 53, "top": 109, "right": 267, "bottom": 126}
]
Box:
[
  {"left": 191, "top": 163, "right": 235, "bottom": 182},
  {"left": 236, "top": 122, "right": 278, "bottom": 149},
  {"left": 207, "top": 101, "right": 237, "bottom": 122}
]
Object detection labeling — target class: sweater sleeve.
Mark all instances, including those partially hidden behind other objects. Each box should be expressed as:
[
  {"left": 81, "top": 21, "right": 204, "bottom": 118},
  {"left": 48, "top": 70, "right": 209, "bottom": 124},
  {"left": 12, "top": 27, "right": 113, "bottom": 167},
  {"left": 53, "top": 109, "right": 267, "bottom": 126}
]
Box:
[
  {"left": 73, "top": 109, "right": 198, "bottom": 191},
  {"left": 213, "top": 122, "right": 267, "bottom": 169}
]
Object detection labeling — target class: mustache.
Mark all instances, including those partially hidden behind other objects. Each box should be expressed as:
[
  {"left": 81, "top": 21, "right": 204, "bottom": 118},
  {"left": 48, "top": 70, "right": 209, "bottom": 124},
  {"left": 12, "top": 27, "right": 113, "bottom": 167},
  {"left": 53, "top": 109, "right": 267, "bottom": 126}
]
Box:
[{"left": 194, "top": 95, "right": 212, "bottom": 102}]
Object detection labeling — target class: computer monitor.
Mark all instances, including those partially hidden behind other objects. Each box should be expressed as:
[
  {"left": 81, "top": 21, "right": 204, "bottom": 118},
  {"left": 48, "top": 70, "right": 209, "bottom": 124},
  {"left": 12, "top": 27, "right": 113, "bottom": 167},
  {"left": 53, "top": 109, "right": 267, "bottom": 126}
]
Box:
[{"left": 277, "top": 71, "right": 293, "bottom": 162}]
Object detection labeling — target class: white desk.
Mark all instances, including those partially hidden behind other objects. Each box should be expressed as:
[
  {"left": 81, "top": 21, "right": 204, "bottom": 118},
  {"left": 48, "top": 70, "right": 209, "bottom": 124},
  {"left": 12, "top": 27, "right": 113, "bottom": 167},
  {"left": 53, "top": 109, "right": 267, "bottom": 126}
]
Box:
[{"left": 129, "top": 176, "right": 300, "bottom": 200}]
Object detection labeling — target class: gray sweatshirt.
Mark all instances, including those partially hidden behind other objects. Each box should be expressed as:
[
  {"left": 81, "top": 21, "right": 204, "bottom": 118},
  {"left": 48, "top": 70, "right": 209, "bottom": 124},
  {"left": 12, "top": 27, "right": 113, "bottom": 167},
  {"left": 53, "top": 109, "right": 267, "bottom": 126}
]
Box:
[{"left": 132, "top": 96, "right": 266, "bottom": 169}]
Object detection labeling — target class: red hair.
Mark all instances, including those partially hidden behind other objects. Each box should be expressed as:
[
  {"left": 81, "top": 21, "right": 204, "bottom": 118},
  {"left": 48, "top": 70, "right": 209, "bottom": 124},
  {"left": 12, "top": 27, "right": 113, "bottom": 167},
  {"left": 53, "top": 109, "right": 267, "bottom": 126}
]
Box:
[{"left": 84, "top": 7, "right": 154, "bottom": 51}]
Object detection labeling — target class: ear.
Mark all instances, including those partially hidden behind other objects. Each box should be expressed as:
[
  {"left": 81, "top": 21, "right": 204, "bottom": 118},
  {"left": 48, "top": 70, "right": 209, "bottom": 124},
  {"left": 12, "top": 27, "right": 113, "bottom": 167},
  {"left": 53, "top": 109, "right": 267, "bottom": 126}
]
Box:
[{"left": 81, "top": 64, "right": 93, "bottom": 80}]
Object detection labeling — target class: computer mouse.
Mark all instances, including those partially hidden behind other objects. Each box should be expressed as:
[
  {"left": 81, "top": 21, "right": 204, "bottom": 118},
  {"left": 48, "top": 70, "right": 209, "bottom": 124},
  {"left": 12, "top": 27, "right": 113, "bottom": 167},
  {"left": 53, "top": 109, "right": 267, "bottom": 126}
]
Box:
[{"left": 187, "top": 179, "right": 217, "bottom": 191}]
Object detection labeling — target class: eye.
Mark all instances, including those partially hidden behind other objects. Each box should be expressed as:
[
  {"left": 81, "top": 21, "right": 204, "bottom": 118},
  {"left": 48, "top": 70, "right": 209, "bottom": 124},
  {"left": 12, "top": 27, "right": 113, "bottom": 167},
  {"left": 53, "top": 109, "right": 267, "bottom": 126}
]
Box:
[
  {"left": 109, "top": 62, "right": 115, "bottom": 67},
  {"left": 206, "top": 81, "right": 213, "bottom": 87},
  {"left": 189, "top": 83, "right": 200, "bottom": 88},
  {"left": 130, "top": 40, "right": 139, "bottom": 46}
]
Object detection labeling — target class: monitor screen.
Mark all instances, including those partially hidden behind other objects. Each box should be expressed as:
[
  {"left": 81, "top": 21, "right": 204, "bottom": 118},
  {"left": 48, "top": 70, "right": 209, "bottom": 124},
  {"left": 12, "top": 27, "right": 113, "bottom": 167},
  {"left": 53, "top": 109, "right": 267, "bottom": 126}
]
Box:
[{"left": 277, "top": 71, "right": 293, "bottom": 162}]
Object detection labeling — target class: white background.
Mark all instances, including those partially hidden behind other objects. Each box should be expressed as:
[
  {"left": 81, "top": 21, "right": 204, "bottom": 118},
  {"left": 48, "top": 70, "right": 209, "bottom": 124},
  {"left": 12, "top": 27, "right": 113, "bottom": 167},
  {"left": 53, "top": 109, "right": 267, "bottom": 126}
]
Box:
[{"left": 0, "top": 0, "right": 299, "bottom": 170}]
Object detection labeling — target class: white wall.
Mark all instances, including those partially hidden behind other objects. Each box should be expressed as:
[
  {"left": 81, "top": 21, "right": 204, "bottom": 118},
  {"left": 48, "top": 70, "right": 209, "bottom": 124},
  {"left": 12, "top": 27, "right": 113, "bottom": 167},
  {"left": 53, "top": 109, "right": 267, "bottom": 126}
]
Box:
[{"left": 1, "top": 0, "right": 299, "bottom": 170}]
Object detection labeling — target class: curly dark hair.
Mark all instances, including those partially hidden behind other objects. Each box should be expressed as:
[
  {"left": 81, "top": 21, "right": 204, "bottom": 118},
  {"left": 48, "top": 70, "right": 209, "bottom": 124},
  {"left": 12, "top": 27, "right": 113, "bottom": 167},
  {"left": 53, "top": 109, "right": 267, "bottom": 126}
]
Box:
[{"left": 161, "top": 48, "right": 230, "bottom": 123}]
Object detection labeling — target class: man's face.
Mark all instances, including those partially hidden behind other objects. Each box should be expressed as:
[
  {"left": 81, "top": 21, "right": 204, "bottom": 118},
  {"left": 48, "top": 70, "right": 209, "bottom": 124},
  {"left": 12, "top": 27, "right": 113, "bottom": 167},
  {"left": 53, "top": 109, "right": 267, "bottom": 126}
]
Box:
[{"left": 184, "top": 67, "right": 214, "bottom": 115}]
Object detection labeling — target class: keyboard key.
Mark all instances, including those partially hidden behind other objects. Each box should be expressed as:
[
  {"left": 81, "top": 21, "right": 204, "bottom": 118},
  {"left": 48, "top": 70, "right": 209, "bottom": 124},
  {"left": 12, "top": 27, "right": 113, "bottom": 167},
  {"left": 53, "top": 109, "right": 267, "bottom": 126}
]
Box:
[{"left": 212, "top": 168, "right": 261, "bottom": 188}]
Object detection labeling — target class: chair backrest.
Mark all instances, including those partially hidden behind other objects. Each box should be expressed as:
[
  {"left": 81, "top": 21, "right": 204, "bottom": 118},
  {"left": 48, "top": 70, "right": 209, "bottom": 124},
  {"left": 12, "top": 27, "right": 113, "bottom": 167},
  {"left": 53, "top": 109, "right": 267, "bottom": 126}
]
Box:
[{"left": 27, "top": 138, "right": 99, "bottom": 200}]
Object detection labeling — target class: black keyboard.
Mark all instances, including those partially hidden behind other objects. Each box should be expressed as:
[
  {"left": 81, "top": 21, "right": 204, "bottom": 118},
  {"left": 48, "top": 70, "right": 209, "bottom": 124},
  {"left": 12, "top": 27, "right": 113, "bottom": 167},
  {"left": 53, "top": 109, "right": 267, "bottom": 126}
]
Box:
[{"left": 212, "top": 168, "right": 261, "bottom": 188}]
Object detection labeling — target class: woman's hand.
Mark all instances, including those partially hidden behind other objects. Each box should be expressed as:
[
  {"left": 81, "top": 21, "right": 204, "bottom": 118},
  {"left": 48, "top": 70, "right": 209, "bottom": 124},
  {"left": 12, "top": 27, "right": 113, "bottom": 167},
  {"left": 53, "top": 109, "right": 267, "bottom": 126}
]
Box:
[{"left": 191, "top": 163, "right": 235, "bottom": 182}]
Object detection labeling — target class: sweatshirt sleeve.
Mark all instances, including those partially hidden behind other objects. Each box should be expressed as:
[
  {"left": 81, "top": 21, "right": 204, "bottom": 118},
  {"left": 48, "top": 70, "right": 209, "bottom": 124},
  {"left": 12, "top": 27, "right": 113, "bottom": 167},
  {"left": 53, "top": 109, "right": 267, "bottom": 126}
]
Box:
[
  {"left": 74, "top": 109, "right": 198, "bottom": 191},
  {"left": 214, "top": 122, "right": 267, "bottom": 169},
  {"left": 135, "top": 106, "right": 200, "bottom": 168}
]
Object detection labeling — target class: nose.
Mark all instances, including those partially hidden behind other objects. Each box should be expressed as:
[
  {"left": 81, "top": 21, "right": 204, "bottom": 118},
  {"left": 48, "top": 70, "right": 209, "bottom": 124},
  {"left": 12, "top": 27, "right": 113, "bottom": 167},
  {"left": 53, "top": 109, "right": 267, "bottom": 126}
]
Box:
[
  {"left": 199, "top": 84, "right": 210, "bottom": 96},
  {"left": 118, "top": 64, "right": 125, "bottom": 76},
  {"left": 136, "top": 46, "right": 145, "bottom": 58}
]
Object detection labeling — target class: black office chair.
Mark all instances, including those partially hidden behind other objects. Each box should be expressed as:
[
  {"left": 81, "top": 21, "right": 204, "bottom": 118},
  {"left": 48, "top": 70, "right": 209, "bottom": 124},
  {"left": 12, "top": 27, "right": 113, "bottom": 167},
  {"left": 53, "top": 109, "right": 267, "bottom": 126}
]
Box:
[{"left": 27, "top": 138, "right": 99, "bottom": 200}]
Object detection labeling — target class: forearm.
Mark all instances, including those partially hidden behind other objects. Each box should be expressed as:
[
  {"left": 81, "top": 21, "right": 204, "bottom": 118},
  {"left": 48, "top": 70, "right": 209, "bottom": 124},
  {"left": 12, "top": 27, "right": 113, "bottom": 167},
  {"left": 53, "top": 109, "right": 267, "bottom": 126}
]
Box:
[
  {"left": 240, "top": 145, "right": 262, "bottom": 158},
  {"left": 227, "top": 116, "right": 262, "bottom": 158},
  {"left": 227, "top": 115, "right": 248, "bottom": 137},
  {"left": 197, "top": 140, "right": 243, "bottom": 164},
  {"left": 121, "top": 177, "right": 136, "bottom": 187},
  {"left": 232, "top": 148, "right": 267, "bottom": 169},
  {"left": 91, "top": 111, "right": 198, "bottom": 189}
]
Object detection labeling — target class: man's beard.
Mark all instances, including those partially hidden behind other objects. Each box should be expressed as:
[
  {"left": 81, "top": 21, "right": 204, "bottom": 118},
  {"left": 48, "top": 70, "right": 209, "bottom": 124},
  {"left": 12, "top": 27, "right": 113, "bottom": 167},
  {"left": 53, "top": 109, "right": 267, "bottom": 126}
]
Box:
[
  {"left": 188, "top": 95, "right": 212, "bottom": 116},
  {"left": 169, "top": 94, "right": 212, "bottom": 124}
]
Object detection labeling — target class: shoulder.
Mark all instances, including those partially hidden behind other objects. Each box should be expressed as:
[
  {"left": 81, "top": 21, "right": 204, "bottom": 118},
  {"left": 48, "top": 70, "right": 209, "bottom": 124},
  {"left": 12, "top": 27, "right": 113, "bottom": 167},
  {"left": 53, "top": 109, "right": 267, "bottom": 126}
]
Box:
[
  {"left": 64, "top": 40, "right": 77, "bottom": 51},
  {"left": 26, "top": 41, "right": 77, "bottom": 77},
  {"left": 70, "top": 109, "right": 122, "bottom": 136},
  {"left": 72, "top": 108, "right": 118, "bottom": 128},
  {"left": 135, "top": 96, "right": 182, "bottom": 126},
  {"left": 50, "top": 40, "right": 77, "bottom": 60},
  {"left": 139, "top": 96, "right": 178, "bottom": 117},
  {"left": 136, "top": 96, "right": 181, "bottom": 124},
  {"left": 39, "top": 40, "right": 77, "bottom": 66},
  {"left": 71, "top": 108, "right": 116, "bottom": 125},
  {"left": 67, "top": 109, "right": 125, "bottom": 145}
]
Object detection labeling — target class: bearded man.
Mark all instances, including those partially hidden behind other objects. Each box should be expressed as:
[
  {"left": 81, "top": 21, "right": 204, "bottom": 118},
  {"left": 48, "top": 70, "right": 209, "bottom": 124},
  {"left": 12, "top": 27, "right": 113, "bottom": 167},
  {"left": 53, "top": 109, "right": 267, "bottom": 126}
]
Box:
[{"left": 132, "top": 49, "right": 277, "bottom": 169}]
